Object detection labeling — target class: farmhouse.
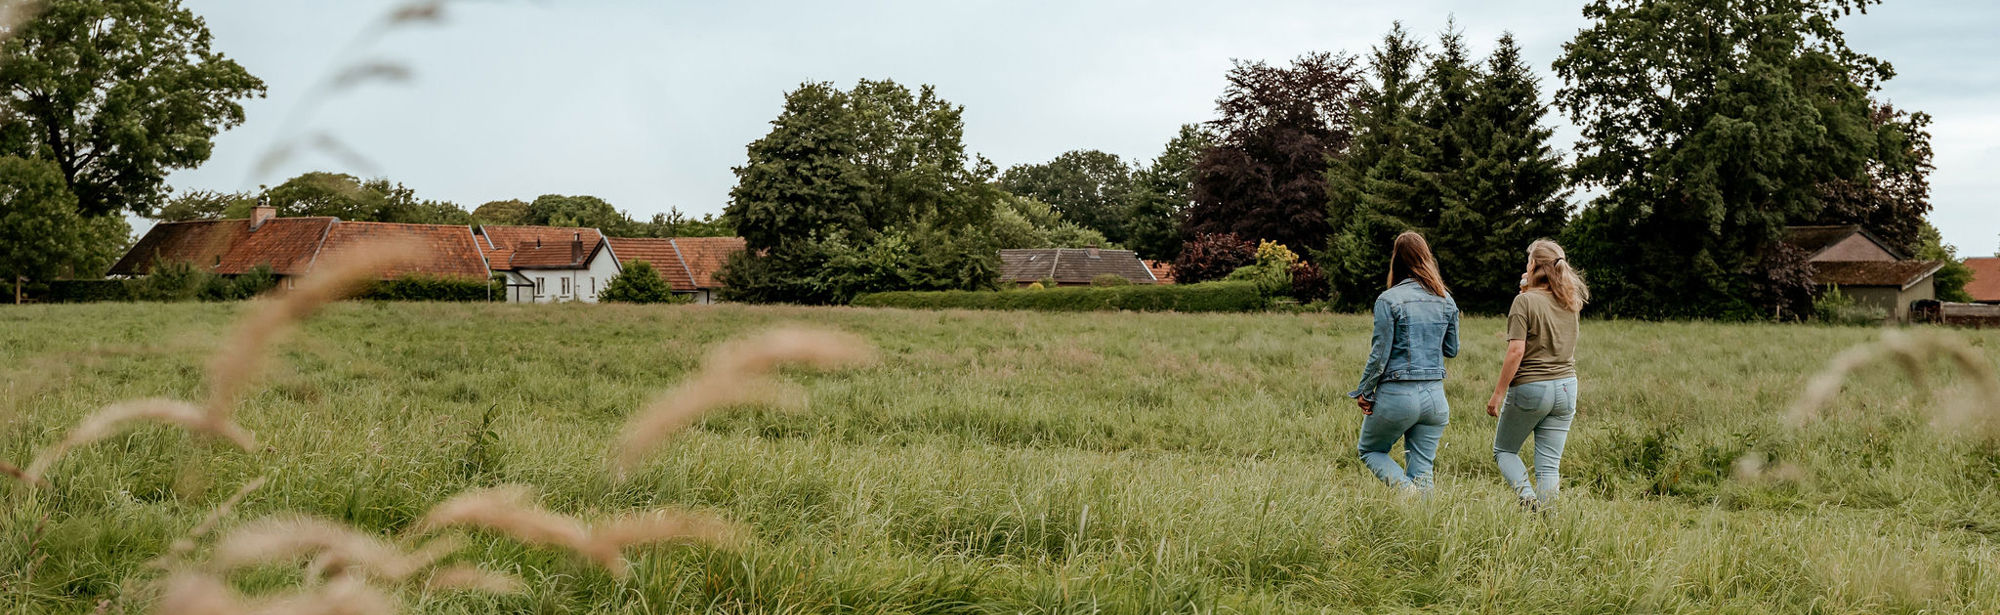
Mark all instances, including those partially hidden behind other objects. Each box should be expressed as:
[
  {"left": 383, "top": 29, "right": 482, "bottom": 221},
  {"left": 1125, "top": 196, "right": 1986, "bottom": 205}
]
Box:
[
  {"left": 111, "top": 206, "right": 752, "bottom": 303},
  {"left": 602, "top": 236, "right": 743, "bottom": 304},
  {"left": 109, "top": 205, "right": 488, "bottom": 286},
  {"left": 476, "top": 226, "right": 619, "bottom": 303},
  {"left": 998, "top": 247, "right": 1158, "bottom": 287},
  {"left": 1785, "top": 225, "right": 1943, "bottom": 322}
]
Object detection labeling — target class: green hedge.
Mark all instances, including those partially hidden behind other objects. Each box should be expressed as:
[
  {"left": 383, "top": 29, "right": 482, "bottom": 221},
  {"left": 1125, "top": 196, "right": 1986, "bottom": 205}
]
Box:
[
  {"left": 851, "top": 281, "right": 1267, "bottom": 313},
  {"left": 356, "top": 274, "right": 505, "bottom": 302},
  {"left": 42, "top": 280, "right": 133, "bottom": 303}
]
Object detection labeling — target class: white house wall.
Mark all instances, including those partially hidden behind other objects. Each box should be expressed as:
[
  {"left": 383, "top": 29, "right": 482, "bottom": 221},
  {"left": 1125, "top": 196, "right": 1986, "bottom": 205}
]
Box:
[{"left": 508, "top": 250, "right": 623, "bottom": 304}]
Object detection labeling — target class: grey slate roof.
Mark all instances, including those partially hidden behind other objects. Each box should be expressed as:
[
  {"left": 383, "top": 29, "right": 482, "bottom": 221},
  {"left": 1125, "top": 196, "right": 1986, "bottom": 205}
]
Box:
[{"left": 998, "top": 248, "right": 1158, "bottom": 285}]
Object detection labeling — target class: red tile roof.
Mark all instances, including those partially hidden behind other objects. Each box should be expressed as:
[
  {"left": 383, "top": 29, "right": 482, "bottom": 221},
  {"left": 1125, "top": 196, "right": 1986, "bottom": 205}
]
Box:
[
  {"left": 317, "top": 221, "right": 490, "bottom": 279},
  {"left": 1145, "top": 260, "right": 1176, "bottom": 284},
  {"left": 107, "top": 217, "right": 335, "bottom": 277},
  {"left": 605, "top": 237, "right": 696, "bottom": 291},
  {"left": 1812, "top": 260, "right": 1944, "bottom": 290},
  {"left": 506, "top": 236, "right": 604, "bottom": 270},
  {"left": 1965, "top": 257, "right": 2000, "bottom": 302},
  {"left": 671, "top": 237, "right": 744, "bottom": 289},
  {"left": 479, "top": 226, "right": 599, "bottom": 251}
]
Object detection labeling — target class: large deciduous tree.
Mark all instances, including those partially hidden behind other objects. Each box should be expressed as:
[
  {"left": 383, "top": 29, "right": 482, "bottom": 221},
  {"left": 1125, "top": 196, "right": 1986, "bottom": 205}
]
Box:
[
  {"left": 471, "top": 199, "right": 531, "bottom": 226},
  {"left": 1123, "top": 124, "right": 1212, "bottom": 261},
  {"left": 1, "top": 156, "right": 128, "bottom": 301},
  {"left": 998, "top": 150, "right": 1133, "bottom": 244},
  {"left": 524, "top": 194, "right": 630, "bottom": 234},
  {"left": 1185, "top": 52, "right": 1364, "bottom": 256},
  {"left": 1, "top": 0, "right": 265, "bottom": 217},
  {"left": 1805, "top": 104, "right": 1933, "bottom": 255},
  {"left": 721, "top": 80, "right": 999, "bottom": 304},
  {"left": 262, "top": 172, "right": 471, "bottom": 225},
  {"left": 1554, "top": 0, "right": 1892, "bottom": 318}
]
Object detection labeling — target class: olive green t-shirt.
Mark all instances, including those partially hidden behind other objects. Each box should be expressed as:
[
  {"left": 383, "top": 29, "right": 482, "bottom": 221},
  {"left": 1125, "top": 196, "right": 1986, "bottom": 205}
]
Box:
[{"left": 1507, "top": 290, "right": 1579, "bottom": 386}]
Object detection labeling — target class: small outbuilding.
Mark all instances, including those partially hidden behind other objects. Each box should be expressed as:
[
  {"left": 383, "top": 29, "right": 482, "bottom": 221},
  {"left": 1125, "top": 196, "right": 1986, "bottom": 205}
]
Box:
[{"left": 1784, "top": 225, "right": 1941, "bottom": 323}]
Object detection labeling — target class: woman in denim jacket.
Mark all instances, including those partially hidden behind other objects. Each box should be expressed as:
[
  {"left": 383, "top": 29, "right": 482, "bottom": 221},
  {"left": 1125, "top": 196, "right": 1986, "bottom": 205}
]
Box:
[{"left": 1349, "top": 231, "right": 1460, "bottom": 492}]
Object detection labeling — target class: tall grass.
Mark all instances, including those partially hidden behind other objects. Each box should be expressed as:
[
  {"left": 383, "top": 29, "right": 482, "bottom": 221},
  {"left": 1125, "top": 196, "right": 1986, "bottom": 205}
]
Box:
[{"left": 2, "top": 302, "right": 1997, "bottom": 612}]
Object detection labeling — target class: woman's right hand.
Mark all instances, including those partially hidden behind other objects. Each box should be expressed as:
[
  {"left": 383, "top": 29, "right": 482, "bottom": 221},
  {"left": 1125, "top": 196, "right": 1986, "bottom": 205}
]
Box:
[
  {"left": 1356, "top": 396, "right": 1374, "bottom": 415},
  {"left": 1486, "top": 391, "right": 1504, "bottom": 417}
]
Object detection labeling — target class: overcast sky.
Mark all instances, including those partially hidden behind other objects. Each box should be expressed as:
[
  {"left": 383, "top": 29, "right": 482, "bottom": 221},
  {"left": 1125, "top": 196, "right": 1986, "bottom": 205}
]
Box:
[{"left": 164, "top": 0, "right": 2000, "bottom": 254}]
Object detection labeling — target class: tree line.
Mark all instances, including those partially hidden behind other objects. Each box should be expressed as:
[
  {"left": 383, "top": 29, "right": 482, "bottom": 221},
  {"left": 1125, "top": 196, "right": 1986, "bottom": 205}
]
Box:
[
  {"left": 0, "top": 0, "right": 1972, "bottom": 315},
  {"left": 157, "top": 172, "right": 732, "bottom": 239},
  {"left": 722, "top": 1, "right": 1965, "bottom": 316}
]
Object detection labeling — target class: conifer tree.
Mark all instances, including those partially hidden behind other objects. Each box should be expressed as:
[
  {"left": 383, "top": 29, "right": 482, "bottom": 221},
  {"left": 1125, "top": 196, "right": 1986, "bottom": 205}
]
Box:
[
  {"left": 1432, "top": 33, "right": 1570, "bottom": 313},
  {"left": 1325, "top": 24, "right": 1433, "bottom": 308}
]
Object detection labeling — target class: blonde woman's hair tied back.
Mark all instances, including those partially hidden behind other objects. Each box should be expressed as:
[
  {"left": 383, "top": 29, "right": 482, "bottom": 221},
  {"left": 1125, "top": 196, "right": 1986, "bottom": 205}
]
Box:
[{"left": 1527, "top": 239, "right": 1588, "bottom": 312}]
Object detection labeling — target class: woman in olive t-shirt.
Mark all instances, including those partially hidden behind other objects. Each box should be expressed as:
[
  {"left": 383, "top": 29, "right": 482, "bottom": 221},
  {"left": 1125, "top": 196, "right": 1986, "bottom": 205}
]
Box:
[{"left": 1485, "top": 239, "right": 1589, "bottom": 509}]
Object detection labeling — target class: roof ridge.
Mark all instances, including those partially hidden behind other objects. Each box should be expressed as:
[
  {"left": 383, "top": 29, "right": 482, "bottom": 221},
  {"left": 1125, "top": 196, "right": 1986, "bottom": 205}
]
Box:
[{"left": 667, "top": 238, "right": 698, "bottom": 291}]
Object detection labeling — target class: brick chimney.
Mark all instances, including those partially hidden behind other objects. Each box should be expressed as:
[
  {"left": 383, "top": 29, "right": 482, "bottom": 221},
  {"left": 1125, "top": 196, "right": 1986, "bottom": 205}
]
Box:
[
  {"left": 249, "top": 199, "right": 276, "bottom": 230},
  {"left": 1086, "top": 244, "right": 1100, "bottom": 258},
  {"left": 571, "top": 233, "right": 583, "bottom": 263}
]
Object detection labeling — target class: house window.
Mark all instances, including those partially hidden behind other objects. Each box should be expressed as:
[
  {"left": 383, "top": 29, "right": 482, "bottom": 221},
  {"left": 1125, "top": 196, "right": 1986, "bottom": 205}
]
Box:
[
  {"left": 562, "top": 278, "right": 571, "bottom": 295},
  {"left": 536, "top": 277, "right": 545, "bottom": 295},
  {"left": 590, "top": 277, "right": 596, "bottom": 294}
]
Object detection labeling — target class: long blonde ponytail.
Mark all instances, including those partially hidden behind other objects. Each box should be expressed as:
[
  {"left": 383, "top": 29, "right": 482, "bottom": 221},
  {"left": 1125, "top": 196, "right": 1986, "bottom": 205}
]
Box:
[{"left": 1527, "top": 239, "right": 1588, "bottom": 312}]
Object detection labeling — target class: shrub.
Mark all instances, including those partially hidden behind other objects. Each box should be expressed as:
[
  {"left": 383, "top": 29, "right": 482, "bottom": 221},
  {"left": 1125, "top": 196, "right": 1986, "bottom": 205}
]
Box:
[
  {"left": 851, "top": 281, "right": 1267, "bottom": 313},
  {"left": 1224, "top": 240, "right": 1304, "bottom": 299},
  {"left": 198, "top": 264, "right": 277, "bottom": 301},
  {"left": 1090, "top": 273, "right": 1132, "bottom": 287},
  {"left": 1289, "top": 260, "right": 1331, "bottom": 303},
  {"left": 232, "top": 264, "right": 279, "bottom": 298},
  {"left": 126, "top": 260, "right": 209, "bottom": 301},
  {"left": 1026, "top": 282, "right": 1045, "bottom": 290},
  {"left": 1171, "top": 233, "right": 1257, "bottom": 284},
  {"left": 1813, "top": 285, "right": 1887, "bottom": 326},
  {"left": 601, "top": 261, "right": 684, "bottom": 304},
  {"left": 357, "top": 274, "right": 501, "bottom": 302}
]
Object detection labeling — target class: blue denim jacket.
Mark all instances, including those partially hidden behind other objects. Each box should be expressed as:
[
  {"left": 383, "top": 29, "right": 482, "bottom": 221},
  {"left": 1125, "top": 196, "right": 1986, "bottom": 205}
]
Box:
[{"left": 1349, "top": 279, "right": 1460, "bottom": 400}]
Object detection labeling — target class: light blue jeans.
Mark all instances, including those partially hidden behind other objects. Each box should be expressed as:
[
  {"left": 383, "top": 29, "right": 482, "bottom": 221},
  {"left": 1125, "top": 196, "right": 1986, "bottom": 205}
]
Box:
[
  {"left": 1357, "top": 379, "right": 1449, "bottom": 490},
  {"left": 1493, "top": 377, "right": 1578, "bottom": 501}
]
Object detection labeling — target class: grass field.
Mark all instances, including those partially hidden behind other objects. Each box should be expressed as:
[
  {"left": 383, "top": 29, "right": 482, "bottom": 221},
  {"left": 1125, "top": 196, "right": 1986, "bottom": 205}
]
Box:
[{"left": 2, "top": 302, "right": 1998, "bottom": 614}]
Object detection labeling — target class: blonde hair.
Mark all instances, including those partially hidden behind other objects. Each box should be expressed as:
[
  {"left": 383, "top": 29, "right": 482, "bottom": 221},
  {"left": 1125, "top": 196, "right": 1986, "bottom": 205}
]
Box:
[
  {"left": 1526, "top": 239, "right": 1588, "bottom": 312},
  {"left": 1388, "top": 231, "right": 1449, "bottom": 298}
]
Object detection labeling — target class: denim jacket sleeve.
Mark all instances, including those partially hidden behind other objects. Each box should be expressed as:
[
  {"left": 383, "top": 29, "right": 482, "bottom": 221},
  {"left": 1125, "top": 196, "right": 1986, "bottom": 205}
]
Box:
[
  {"left": 1442, "top": 308, "right": 1460, "bottom": 359},
  {"left": 1348, "top": 297, "right": 1396, "bottom": 400}
]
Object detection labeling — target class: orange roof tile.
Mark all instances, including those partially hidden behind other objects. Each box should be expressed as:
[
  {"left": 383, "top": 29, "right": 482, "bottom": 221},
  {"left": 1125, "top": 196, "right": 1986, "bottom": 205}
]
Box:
[
  {"left": 317, "top": 221, "right": 489, "bottom": 279},
  {"left": 479, "top": 226, "right": 599, "bottom": 251},
  {"left": 108, "top": 217, "right": 335, "bottom": 276},
  {"left": 1965, "top": 257, "right": 2000, "bottom": 302},
  {"left": 605, "top": 237, "right": 696, "bottom": 291},
  {"left": 507, "top": 235, "right": 604, "bottom": 270},
  {"left": 672, "top": 237, "right": 745, "bottom": 289}
]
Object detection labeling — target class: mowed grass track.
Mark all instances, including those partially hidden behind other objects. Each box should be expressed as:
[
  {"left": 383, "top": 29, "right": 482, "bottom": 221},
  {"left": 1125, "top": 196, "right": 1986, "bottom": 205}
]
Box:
[{"left": 2, "top": 302, "right": 1998, "bottom": 614}]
